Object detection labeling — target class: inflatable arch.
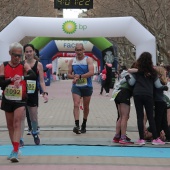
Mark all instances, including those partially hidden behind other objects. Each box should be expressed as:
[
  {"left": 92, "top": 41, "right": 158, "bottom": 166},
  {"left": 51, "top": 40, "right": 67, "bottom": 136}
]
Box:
[
  {"left": 30, "top": 37, "right": 112, "bottom": 52},
  {"left": 36, "top": 40, "right": 103, "bottom": 85},
  {"left": 30, "top": 37, "right": 115, "bottom": 71},
  {"left": 0, "top": 16, "right": 156, "bottom": 65}
]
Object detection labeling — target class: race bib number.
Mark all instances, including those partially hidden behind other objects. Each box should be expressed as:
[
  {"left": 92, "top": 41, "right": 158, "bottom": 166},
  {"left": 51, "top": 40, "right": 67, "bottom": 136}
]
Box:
[
  {"left": 27, "top": 80, "right": 36, "bottom": 93},
  {"left": 4, "top": 85, "right": 22, "bottom": 100},
  {"left": 76, "top": 78, "right": 87, "bottom": 87}
]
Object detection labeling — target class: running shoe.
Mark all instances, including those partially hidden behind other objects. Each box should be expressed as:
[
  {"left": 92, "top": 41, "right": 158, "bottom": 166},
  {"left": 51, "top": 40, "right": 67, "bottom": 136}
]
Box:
[
  {"left": 27, "top": 129, "right": 32, "bottom": 135},
  {"left": 81, "top": 124, "right": 86, "bottom": 133},
  {"left": 19, "top": 139, "right": 24, "bottom": 148},
  {"left": 7, "top": 150, "right": 21, "bottom": 160},
  {"left": 113, "top": 136, "right": 120, "bottom": 143},
  {"left": 125, "top": 135, "right": 131, "bottom": 141},
  {"left": 119, "top": 139, "right": 134, "bottom": 144},
  {"left": 32, "top": 133, "right": 40, "bottom": 145},
  {"left": 7, "top": 151, "right": 14, "bottom": 160},
  {"left": 10, "top": 151, "right": 19, "bottom": 163},
  {"left": 37, "top": 126, "right": 40, "bottom": 134},
  {"left": 73, "top": 126, "right": 81, "bottom": 134},
  {"left": 135, "top": 139, "right": 146, "bottom": 145},
  {"left": 152, "top": 138, "right": 165, "bottom": 145}
]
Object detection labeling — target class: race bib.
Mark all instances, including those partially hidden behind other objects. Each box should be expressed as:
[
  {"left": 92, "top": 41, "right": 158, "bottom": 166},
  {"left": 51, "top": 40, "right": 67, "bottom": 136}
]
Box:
[
  {"left": 76, "top": 78, "right": 87, "bottom": 87},
  {"left": 4, "top": 85, "right": 22, "bottom": 100},
  {"left": 27, "top": 80, "right": 36, "bottom": 93}
]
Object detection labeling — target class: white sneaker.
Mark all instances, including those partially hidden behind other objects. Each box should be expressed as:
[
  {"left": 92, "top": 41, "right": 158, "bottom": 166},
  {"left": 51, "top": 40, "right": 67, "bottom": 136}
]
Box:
[
  {"left": 37, "top": 127, "right": 40, "bottom": 134},
  {"left": 106, "top": 93, "right": 109, "bottom": 96}
]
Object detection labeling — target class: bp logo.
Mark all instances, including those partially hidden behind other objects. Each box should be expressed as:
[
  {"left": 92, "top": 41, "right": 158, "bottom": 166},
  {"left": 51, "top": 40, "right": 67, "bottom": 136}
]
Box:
[{"left": 62, "top": 21, "right": 77, "bottom": 34}]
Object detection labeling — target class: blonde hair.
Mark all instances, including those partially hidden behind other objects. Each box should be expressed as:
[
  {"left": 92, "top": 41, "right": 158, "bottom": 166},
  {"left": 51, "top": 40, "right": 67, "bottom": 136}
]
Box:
[{"left": 155, "top": 66, "right": 167, "bottom": 85}]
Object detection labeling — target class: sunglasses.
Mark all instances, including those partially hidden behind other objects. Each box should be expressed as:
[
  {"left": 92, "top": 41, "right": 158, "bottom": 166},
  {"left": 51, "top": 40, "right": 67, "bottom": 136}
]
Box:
[{"left": 12, "top": 53, "right": 23, "bottom": 58}]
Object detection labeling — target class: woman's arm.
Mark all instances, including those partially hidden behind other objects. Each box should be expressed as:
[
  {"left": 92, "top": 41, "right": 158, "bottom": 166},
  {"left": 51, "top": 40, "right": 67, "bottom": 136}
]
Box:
[{"left": 125, "top": 74, "right": 136, "bottom": 86}]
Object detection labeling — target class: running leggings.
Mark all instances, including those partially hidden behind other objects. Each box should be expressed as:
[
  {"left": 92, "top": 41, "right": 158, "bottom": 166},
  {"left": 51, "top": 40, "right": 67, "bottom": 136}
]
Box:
[{"left": 133, "top": 95, "right": 158, "bottom": 140}]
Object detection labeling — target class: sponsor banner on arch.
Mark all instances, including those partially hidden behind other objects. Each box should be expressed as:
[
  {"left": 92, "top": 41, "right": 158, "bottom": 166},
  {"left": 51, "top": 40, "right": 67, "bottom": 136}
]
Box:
[{"left": 55, "top": 40, "right": 93, "bottom": 52}]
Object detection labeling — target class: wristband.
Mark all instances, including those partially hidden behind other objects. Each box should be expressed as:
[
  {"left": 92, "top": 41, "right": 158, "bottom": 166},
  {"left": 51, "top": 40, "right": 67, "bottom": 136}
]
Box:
[
  {"left": 79, "top": 75, "right": 82, "bottom": 79},
  {"left": 21, "top": 76, "right": 24, "bottom": 80},
  {"left": 43, "top": 92, "right": 48, "bottom": 96}
]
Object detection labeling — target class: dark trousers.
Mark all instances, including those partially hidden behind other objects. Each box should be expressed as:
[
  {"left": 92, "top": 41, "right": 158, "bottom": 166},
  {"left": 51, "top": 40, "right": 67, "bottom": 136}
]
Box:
[
  {"left": 134, "top": 95, "right": 158, "bottom": 139},
  {"left": 104, "top": 82, "right": 110, "bottom": 93},
  {"left": 155, "top": 101, "right": 170, "bottom": 140},
  {"left": 100, "top": 80, "right": 106, "bottom": 94}
]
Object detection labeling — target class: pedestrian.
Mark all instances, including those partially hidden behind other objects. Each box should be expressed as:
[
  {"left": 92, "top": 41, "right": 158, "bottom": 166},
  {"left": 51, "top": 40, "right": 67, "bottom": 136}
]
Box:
[
  {"left": 68, "top": 43, "right": 94, "bottom": 134},
  {"left": 0, "top": 42, "right": 36, "bottom": 162},
  {"left": 112, "top": 65, "right": 135, "bottom": 144},
  {"left": 24, "top": 44, "right": 48, "bottom": 145},
  {"left": 100, "top": 66, "right": 107, "bottom": 95},
  {"left": 126, "top": 52, "right": 167, "bottom": 145},
  {"left": 153, "top": 66, "right": 170, "bottom": 143}
]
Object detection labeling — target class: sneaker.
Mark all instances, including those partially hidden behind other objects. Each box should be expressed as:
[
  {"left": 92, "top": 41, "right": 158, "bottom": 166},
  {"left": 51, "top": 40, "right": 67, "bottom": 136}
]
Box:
[
  {"left": 73, "top": 126, "right": 81, "bottom": 134},
  {"left": 10, "top": 151, "right": 19, "bottom": 163},
  {"left": 113, "top": 137, "right": 120, "bottom": 143},
  {"left": 125, "top": 135, "right": 131, "bottom": 141},
  {"left": 152, "top": 138, "right": 165, "bottom": 145},
  {"left": 119, "top": 139, "right": 134, "bottom": 144},
  {"left": 106, "top": 93, "right": 109, "bottom": 96},
  {"left": 19, "top": 139, "right": 24, "bottom": 148},
  {"left": 27, "top": 129, "right": 32, "bottom": 135},
  {"left": 7, "top": 150, "right": 21, "bottom": 160},
  {"left": 32, "top": 133, "right": 40, "bottom": 145},
  {"left": 135, "top": 139, "right": 146, "bottom": 145},
  {"left": 80, "top": 106, "right": 84, "bottom": 110},
  {"left": 81, "top": 125, "right": 86, "bottom": 133},
  {"left": 36, "top": 126, "right": 40, "bottom": 135},
  {"left": 7, "top": 151, "right": 14, "bottom": 160}
]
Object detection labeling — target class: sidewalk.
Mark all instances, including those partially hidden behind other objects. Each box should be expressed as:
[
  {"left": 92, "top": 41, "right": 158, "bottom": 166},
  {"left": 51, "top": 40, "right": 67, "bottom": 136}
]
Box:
[{"left": 0, "top": 80, "right": 170, "bottom": 169}]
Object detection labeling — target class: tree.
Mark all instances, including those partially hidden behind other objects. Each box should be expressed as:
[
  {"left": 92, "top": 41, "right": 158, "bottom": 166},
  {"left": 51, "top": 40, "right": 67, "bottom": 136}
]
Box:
[
  {"left": 0, "top": 0, "right": 57, "bottom": 44},
  {"left": 86, "top": 0, "right": 170, "bottom": 65}
]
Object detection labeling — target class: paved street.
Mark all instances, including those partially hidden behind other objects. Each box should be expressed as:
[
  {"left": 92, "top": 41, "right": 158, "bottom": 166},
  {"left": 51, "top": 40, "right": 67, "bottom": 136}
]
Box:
[{"left": 0, "top": 79, "right": 170, "bottom": 169}]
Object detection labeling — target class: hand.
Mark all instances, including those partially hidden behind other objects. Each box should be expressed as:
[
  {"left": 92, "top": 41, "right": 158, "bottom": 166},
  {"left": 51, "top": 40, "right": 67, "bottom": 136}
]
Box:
[
  {"left": 14, "top": 80, "right": 21, "bottom": 88},
  {"left": 72, "top": 77, "right": 79, "bottom": 84},
  {"left": 74, "top": 74, "right": 80, "bottom": 79},
  {"left": 14, "top": 74, "right": 21, "bottom": 81},
  {"left": 43, "top": 94, "right": 48, "bottom": 103}
]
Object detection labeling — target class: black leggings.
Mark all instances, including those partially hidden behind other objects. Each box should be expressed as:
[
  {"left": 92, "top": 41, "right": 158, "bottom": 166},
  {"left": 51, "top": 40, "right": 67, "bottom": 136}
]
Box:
[{"left": 134, "top": 95, "right": 158, "bottom": 139}]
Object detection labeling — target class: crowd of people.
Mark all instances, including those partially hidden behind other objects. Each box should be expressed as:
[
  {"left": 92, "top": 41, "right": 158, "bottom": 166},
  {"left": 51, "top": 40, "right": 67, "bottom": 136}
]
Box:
[
  {"left": 112, "top": 52, "right": 170, "bottom": 145},
  {"left": 1, "top": 42, "right": 170, "bottom": 163}
]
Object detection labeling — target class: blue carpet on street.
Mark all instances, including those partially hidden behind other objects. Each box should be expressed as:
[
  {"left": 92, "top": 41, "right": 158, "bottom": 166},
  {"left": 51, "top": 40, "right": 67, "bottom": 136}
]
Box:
[{"left": 0, "top": 145, "right": 170, "bottom": 158}]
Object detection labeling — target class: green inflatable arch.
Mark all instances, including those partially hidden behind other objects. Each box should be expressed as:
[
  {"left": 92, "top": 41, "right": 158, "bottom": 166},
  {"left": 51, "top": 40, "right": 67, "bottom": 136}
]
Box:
[{"left": 30, "top": 37, "right": 112, "bottom": 51}]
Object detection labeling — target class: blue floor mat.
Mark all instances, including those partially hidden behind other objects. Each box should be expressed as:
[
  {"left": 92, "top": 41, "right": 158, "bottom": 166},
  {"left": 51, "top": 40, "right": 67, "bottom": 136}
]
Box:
[{"left": 0, "top": 145, "right": 170, "bottom": 158}]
